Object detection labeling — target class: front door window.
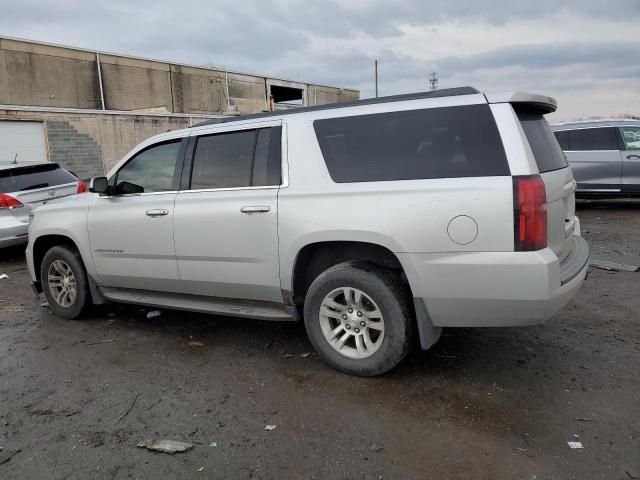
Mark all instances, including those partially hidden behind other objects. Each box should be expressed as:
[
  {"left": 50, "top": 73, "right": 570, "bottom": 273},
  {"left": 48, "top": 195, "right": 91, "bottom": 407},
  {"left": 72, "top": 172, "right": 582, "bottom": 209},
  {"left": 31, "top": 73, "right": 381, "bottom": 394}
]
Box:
[{"left": 115, "top": 141, "right": 181, "bottom": 193}]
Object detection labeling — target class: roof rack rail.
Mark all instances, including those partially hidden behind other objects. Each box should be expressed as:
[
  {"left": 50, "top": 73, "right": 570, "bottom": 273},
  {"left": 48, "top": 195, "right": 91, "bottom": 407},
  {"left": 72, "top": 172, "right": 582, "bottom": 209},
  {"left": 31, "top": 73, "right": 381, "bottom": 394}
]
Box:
[{"left": 193, "top": 86, "right": 480, "bottom": 127}]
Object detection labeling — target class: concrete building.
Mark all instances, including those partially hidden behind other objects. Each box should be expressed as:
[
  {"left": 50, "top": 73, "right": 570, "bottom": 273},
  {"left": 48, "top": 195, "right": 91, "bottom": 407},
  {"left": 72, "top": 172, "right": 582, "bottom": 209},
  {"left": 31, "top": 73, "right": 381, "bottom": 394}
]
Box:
[{"left": 0, "top": 36, "right": 359, "bottom": 177}]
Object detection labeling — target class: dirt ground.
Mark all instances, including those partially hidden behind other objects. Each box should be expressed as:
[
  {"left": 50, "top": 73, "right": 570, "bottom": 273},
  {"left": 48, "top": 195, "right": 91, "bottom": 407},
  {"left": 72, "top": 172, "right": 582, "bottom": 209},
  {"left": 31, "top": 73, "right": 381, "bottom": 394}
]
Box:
[{"left": 1, "top": 199, "right": 639, "bottom": 480}]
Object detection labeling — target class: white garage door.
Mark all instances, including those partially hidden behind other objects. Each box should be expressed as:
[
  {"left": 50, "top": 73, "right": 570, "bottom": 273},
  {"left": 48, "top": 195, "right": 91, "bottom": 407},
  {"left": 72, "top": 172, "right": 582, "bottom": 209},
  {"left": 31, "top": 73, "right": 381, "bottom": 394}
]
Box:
[{"left": 0, "top": 121, "right": 47, "bottom": 164}]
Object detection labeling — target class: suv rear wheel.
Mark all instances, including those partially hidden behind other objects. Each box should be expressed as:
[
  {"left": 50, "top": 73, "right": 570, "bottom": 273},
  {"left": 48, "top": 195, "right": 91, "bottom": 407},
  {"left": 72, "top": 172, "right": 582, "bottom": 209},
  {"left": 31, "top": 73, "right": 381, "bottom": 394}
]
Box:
[
  {"left": 41, "top": 245, "right": 90, "bottom": 319},
  {"left": 303, "top": 262, "right": 413, "bottom": 376}
]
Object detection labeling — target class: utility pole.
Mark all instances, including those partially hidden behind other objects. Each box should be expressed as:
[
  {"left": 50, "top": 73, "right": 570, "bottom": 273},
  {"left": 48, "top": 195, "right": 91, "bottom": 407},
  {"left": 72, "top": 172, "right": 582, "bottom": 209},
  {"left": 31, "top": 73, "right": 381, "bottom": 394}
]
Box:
[
  {"left": 374, "top": 60, "right": 379, "bottom": 98},
  {"left": 429, "top": 71, "right": 438, "bottom": 91}
]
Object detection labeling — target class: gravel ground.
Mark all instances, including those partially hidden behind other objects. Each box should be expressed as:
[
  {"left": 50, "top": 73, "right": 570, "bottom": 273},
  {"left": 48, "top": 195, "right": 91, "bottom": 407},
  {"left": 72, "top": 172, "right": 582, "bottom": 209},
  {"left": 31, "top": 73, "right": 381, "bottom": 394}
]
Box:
[{"left": 0, "top": 199, "right": 639, "bottom": 480}]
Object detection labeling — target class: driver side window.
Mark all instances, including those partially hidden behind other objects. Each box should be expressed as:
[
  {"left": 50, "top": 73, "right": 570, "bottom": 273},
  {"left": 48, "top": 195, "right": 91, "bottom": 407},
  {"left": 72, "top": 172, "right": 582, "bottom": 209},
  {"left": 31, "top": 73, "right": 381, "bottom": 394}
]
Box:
[{"left": 116, "top": 140, "right": 182, "bottom": 193}]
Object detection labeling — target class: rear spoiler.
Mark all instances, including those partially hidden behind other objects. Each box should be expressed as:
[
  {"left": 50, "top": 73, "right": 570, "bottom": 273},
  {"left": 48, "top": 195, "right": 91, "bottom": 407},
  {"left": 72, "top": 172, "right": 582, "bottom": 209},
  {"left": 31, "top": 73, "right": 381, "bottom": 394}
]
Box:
[{"left": 484, "top": 92, "right": 557, "bottom": 114}]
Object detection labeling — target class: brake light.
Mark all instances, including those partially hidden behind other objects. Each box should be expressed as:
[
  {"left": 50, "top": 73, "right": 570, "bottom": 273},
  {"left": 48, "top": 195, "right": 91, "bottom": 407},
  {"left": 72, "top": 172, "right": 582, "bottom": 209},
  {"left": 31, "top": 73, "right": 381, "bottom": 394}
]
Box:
[
  {"left": 513, "top": 175, "right": 547, "bottom": 251},
  {"left": 77, "top": 180, "right": 88, "bottom": 193},
  {"left": 0, "top": 193, "right": 24, "bottom": 210}
]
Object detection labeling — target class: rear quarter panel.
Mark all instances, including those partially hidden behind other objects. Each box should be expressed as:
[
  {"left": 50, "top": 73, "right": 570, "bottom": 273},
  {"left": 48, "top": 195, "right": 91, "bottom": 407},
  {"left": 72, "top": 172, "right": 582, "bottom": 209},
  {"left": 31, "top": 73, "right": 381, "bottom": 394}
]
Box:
[{"left": 278, "top": 118, "right": 515, "bottom": 291}]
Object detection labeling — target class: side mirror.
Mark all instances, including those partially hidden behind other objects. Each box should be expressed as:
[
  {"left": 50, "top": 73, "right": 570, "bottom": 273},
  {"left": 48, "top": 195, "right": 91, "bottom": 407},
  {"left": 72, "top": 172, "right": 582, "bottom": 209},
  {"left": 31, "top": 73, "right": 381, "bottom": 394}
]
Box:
[
  {"left": 89, "top": 177, "right": 109, "bottom": 194},
  {"left": 115, "top": 181, "right": 144, "bottom": 195}
]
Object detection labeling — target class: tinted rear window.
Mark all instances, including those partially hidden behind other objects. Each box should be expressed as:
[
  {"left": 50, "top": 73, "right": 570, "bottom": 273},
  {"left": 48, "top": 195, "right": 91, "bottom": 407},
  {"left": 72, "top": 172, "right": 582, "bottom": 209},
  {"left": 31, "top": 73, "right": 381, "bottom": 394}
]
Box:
[
  {"left": 517, "top": 112, "right": 568, "bottom": 173},
  {"left": 556, "top": 127, "right": 619, "bottom": 151},
  {"left": 313, "top": 104, "right": 510, "bottom": 183},
  {"left": 0, "top": 163, "right": 76, "bottom": 192}
]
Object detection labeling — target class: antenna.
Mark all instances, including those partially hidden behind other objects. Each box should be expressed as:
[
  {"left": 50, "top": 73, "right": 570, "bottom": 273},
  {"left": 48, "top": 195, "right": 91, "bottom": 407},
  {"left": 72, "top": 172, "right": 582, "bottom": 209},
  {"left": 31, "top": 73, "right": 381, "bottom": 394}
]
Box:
[
  {"left": 429, "top": 71, "right": 438, "bottom": 91},
  {"left": 13, "top": 153, "right": 18, "bottom": 164}
]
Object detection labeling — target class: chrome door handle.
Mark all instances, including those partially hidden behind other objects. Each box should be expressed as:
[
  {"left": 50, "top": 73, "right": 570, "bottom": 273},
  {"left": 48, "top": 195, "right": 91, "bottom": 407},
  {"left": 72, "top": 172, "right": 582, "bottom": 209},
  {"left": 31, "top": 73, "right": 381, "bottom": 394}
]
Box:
[
  {"left": 146, "top": 209, "right": 169, "bottom": 217},
  {"left": 240, "top": 206, "right": 270, "bottom": 214},
  {"left": 627, "top": 155, "right": 640, "bottom": 160}
]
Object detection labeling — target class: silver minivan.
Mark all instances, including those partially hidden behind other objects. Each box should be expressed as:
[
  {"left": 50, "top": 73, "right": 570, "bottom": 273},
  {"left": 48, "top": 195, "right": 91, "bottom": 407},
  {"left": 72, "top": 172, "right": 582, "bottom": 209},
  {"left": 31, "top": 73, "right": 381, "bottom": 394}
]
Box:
[{"left": 552, "top": 120, "right": 640, "bottom": 195}]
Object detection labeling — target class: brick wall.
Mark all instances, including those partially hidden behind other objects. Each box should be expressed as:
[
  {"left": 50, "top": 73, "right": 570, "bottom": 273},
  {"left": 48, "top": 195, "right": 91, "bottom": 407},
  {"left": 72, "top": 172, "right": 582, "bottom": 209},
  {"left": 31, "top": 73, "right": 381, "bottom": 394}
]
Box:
[{"left": 46, "top": 120, "right": 102, "bottom": 179}]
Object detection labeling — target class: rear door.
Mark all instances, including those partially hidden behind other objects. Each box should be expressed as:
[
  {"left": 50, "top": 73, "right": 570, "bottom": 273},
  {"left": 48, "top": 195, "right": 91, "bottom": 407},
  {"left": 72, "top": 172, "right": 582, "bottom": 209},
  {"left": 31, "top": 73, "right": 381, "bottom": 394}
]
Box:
[
  {"left": 88, "top": 139, "right": 185, "bottom": 292},
  {"left": 173, "top": 124, "right": 283, "bottom": 303},
  {"left": 619, "top": 126, "right": 640, "bottom": 194},
  {"left": 555, "top": 127, "right": 622, "bottom": 193},
  {"left": 517, "top": 111, "right": 575, "bottom": 261}
]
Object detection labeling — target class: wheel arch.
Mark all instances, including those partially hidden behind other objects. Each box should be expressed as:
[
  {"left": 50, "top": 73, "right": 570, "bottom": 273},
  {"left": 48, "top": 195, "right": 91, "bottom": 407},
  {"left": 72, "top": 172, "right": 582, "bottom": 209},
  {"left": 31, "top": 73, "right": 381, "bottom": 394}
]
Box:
[
  {"left": 32, "top": 234, "right": 82, "bottom": 285},
  {"left": 287, "top": 238, "right": 441, "bottom": 351},
  {"left": 289, "top": 240, "right": 410, "bottom": 306}
]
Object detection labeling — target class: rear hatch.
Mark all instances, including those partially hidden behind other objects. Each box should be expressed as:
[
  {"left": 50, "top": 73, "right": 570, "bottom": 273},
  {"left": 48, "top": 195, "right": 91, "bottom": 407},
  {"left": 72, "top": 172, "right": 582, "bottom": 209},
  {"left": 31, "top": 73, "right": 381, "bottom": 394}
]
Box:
[
  {"left": 516, "top": 110, "right": 576, "bottom": 262},
  {"left": 0, "top": 163, "right": 79, "bottom": 223}
]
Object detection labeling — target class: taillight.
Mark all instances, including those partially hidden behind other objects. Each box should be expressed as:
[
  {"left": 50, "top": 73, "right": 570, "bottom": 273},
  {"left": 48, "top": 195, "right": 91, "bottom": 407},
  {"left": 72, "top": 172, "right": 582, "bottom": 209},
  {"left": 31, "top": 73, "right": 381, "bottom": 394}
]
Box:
[
  {"left": 0, "top": 193, "right": 24, "bottom": 210},
  {"left": 77, "top": 180, "right": 88, "bottom": 193},
  {"left": 513, "top": 175, "right": 547, "bottom": 251}
]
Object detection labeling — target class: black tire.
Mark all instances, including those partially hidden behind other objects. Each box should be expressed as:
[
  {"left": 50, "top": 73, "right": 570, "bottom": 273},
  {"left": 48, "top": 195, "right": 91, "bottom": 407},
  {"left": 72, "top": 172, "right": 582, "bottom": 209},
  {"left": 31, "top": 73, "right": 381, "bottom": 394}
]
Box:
[
  {"left": 40, "top": 245, "right": 91, "bottom": 319},
  {"left": 303, "top": 261, "right": 414, "bottom": 376}
]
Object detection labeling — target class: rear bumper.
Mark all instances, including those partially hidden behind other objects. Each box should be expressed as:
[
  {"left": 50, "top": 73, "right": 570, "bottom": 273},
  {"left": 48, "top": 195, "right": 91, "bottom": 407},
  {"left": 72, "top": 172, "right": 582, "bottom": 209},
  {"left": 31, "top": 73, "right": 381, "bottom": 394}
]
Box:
[{"left": 400, "top": 235, "right": 590, "bottom": 329}]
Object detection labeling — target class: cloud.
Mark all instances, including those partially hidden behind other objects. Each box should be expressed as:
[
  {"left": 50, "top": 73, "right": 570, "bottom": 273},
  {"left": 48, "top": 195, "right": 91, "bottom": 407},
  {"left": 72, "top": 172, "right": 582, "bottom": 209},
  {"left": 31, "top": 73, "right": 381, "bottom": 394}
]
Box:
[{"left": 0, "top": 0, "right": 638, "bottom": 119}]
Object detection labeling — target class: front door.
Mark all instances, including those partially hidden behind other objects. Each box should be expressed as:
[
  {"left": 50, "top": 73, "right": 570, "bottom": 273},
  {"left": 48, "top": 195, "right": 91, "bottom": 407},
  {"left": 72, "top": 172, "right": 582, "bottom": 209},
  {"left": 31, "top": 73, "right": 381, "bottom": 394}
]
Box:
[
  {"left": 173, "top": 124, "right": 283, "bottom": 303},
  {"left": 619, "top": 126, "right": 640, "bottom": 194},
  {"left": 88, "top": 138, "right": 185, "bottom": 292}
]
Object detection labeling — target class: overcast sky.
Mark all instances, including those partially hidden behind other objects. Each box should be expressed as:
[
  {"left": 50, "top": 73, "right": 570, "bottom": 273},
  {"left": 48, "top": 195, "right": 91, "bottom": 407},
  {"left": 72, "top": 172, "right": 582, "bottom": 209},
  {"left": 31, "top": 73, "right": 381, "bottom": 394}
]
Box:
[{"left": 1, "top": 0, "right": 639, "bottom": 120}]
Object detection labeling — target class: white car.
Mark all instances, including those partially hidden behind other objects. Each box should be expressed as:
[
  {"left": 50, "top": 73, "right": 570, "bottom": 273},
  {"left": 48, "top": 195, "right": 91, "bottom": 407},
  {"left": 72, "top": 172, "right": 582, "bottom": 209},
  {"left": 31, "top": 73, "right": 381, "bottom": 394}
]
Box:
[
  {"left": 0, "top": 161, "right": 86, "bottom": 248},
  {"left": 26, "top": 87, "right": 589, "bottom": 376}
]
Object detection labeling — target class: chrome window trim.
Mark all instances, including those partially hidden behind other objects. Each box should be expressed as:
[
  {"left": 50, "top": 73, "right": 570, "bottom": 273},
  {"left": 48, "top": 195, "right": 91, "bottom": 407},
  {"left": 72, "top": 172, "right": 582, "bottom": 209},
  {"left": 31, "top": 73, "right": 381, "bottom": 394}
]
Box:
[
  {"left": 578, "top": 188, "right": 621, "bottom": 192},
  {"left": 177, "top": 185, "right": 280, "bottom": 194},
  {"left": 97, "top": 190, "right": 179, "bottom": 199},
  {"left": 564, "top": 150, "right": 620, "bottom": 153},
  {"left": 553, "top": 126, "right": 619, "bottom": 132}
]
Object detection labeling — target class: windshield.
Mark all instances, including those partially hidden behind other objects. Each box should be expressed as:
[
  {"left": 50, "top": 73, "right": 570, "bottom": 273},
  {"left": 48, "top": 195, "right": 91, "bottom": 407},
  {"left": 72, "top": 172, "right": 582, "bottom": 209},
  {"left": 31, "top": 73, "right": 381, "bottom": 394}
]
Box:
[
  {"left": 0, "top": 164, "right": 77, "bottom": 192},
  {"left": 517, "top": 111, "right": 568, "bottom": 173}
]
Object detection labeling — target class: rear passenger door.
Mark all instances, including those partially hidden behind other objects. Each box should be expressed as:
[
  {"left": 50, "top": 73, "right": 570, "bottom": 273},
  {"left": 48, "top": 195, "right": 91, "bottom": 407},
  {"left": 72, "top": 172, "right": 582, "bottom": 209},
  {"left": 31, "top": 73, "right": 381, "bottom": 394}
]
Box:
[
  {"left": 556, "top": 127, "right": 622, "bottom": 192},
  {"left": 619, "top": 126, "right": 640, "bottom": 194},
  {"left": 173, "top": 123, "right": 284, "bottom": 303}
]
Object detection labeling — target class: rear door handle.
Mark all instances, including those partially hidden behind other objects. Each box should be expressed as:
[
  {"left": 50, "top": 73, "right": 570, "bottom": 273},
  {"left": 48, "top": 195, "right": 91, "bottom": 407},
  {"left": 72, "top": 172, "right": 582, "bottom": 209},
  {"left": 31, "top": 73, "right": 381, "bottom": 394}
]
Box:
[
  {"left": 240, "top": 206, "right": 271, "bottom": 214},
  {"left": 627, "top": 155, "right": 640, "bottom": 160},
  {"left": 146, "top": 209, "right": 169, "bottom": 217}
]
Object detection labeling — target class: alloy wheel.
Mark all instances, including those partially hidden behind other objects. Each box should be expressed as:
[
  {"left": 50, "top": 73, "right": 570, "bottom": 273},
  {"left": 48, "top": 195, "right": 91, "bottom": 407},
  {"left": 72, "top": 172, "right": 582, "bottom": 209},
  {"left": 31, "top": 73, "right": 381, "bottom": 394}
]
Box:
[{"left": 319, "top": 287, "right": 385, "bottom": 359}]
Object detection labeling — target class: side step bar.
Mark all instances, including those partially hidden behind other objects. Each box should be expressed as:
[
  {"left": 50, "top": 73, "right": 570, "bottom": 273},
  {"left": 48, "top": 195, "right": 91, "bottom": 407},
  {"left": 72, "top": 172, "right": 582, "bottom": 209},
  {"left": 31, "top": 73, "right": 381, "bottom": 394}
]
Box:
[{"left": 99, "top": 287, "right": 296, "bottom": 321}]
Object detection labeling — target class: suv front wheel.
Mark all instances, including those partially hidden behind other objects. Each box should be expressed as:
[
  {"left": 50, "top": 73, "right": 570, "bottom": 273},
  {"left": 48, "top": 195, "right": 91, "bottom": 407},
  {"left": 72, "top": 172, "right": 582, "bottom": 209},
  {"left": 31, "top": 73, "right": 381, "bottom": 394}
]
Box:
[
  {"left": 303, "top": 262, "right": 414, "bottom": 376},
  {"left": 41, "top": 245, "right": 91, "bottom": 319}
]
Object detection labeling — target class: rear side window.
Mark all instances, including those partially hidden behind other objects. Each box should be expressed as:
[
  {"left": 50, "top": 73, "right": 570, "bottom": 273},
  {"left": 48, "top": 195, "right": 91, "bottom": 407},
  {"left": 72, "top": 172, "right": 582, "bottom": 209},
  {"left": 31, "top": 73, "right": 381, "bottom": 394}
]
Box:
[
  {"left": 189, "top": 127, "right": 281, "bottom": 190},
  {"left": 517, "top": 111, "right": 568, "bottom": 173},
  {"left": 558, "top": 127, "right": 619, "bottom": 151},
  {"left": 313, "top": 104, "right": 509, "bottom": 183},
  {"left": 252, "top": 126, "right": 282, "bottom": 186},
  {"left": 0, "top": 163, "right": 76, "bottom": 192}
]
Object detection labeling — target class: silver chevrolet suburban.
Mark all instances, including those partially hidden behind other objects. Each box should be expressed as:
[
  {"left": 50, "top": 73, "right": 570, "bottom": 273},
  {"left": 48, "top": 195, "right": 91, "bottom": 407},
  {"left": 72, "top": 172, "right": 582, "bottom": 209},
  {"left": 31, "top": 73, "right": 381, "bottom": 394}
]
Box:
[{"left": 26, "top": 87, "right": 589, "bottom": 376}]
